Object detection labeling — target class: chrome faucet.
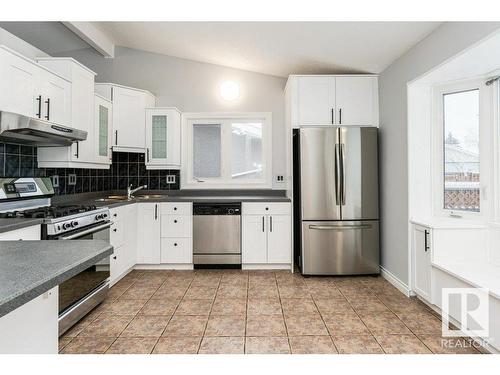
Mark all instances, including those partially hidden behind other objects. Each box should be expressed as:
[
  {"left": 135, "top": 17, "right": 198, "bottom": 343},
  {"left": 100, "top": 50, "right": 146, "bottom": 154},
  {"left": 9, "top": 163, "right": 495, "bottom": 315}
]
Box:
[{"left": 127, "top": 184, "right": 147, "bottom": 199}]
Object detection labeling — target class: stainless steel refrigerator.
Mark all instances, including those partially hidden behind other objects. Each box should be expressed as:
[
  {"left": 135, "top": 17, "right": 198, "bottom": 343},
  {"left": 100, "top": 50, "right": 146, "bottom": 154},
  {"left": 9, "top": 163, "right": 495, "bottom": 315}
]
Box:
[{"left": 294, "top": 126, "right": 380, "bottom": 275}]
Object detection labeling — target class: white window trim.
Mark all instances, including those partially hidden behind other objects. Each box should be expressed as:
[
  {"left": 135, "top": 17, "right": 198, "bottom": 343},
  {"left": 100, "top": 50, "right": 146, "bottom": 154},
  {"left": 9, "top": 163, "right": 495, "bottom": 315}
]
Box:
[
  {"left": 181, "top": 112, "right": 272, "bottom": 189},
  {"left": 431, "top": 78, "right": 494, "bottom": 220}
]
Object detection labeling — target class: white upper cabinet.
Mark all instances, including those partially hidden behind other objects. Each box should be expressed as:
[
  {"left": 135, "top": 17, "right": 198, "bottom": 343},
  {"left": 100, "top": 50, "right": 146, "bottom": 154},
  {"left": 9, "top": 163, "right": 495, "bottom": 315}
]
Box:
[
  {"left": 335, "top": 76, "right": 379, "bottom": 126},
  {"left": 36, "top": 57, "right": 111, "bottom": 168},
  {"left": 297, "top": 76, "right": 336, "bottom": 126},
  {"left": 145, "top": 107, "right": 181, "bottom": 169},
  {"left": 95, "top": 83, "right": 156, "bottom": 152},
  {"left": 286, "top": 75, "right": 379, "bottom": 127},
  {"left": 0, "top": 47, "right": 71, "bottom": 126},
  {"left": 94, "top": 94, "right": 113, "bottom": 164}
]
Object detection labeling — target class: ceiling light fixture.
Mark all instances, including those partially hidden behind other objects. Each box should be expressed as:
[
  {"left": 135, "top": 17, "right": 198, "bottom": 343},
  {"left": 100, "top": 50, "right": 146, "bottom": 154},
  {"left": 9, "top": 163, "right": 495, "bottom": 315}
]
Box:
[{"left": 219, "top": 81, "right": 240, "bottom": 101}]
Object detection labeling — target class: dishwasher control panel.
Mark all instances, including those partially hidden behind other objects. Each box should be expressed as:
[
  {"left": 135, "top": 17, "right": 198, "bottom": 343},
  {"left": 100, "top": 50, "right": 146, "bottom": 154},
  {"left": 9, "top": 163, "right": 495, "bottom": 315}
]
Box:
[{"left": 193, "top": 203, "right": 241, "bottom": 215}]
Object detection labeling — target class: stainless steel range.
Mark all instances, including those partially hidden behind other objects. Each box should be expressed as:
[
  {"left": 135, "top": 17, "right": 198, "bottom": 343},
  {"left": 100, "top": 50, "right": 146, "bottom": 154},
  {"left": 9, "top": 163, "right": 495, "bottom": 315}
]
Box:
[{"left": 0, "top": 177, "right": 112, "bottom": 335}]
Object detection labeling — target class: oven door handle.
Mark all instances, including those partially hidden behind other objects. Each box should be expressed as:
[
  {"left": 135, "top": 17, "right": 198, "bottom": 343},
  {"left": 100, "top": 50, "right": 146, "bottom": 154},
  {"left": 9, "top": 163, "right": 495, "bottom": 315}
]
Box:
[{"left": 59, "top": 222, "right": 113, "bottom": 240}]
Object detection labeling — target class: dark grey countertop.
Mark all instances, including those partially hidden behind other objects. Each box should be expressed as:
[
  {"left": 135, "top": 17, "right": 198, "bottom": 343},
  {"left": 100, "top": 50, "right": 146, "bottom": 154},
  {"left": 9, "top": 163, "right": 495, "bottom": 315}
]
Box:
[
  {"left": 0, "top": 191, "right": 291, "bottom": 234},
  {"left": 0, "top": 218, "right": 44, "bottom": 234},
  {"left": 0, "top": 240, "right": 113, "bottom": 318}
]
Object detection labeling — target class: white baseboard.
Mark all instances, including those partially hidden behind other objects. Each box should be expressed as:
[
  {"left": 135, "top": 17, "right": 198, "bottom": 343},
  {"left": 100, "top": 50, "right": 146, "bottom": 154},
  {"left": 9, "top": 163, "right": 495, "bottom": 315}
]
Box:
[
  {"left": 134, "top": 264, "right": 194, "bottom": 270},
  {"left": 380, "top": 266, "right": 414, "bottom": 297}
]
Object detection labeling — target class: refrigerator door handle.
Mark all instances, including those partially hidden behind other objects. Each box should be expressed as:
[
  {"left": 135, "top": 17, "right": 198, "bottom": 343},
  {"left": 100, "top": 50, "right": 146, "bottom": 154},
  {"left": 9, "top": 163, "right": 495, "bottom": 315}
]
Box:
[
  {"left": 308, "top": 224, "right": 372, "bottom": 230},
  {"left": 340, "top": 143, "right": 346, "bottom": 205},
  {"left": 334, "top": 143, "right": 341, "bottom": 205}
]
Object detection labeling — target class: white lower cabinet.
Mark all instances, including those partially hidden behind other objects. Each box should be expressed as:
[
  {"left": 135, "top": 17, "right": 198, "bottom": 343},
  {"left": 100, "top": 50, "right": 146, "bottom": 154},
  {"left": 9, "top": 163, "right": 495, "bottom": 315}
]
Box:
[
  {"left": 0, "top": 225, "right": 40, "bottom": 240},
  {"left": 242, "top": 202, "right": 292, "bottom": 267},
  {"left": 136, "top": 203, "right": 161, "bottom": 264},
  {"left": 109, "top": 204, "right": 137, "bottom": 285},
  {"left": 0, "top": 286, "right": 58, "bottom": 354},
  {"left": 160, "top": 202, "right": 193, "bottom": 265},
  {"left": 411, "top": 224, "right": 432, "bottom": 302}
]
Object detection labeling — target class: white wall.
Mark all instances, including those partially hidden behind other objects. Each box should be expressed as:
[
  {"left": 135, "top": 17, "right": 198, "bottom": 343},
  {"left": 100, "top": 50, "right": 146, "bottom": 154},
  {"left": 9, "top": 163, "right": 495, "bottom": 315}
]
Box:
[
  {"left": 379, "top": 22, "right": 500, "bottom": 285},
  {"left": 56, "top": 47, "right": 287, "bottom": 189}
]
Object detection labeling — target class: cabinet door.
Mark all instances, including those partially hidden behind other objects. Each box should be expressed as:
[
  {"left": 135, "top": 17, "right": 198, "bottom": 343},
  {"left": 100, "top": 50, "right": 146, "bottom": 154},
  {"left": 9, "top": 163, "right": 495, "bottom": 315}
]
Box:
[
  {"left": 94, "top": 95, "right": 113, "bottom": 164},
  {"left": 0, "top": 48, "right": 39, "bottom": 118},
  {"left": 70, "top": 71, "right": 95, "bottom": 163},
  {"left": 335, "top": 76, "right": 378, "bottom": 126},
  {"left": 123, "top": 204, "right": 138, "bottom": 270},
  {"left": 297, "top": 76, "right": 335, "bottom": 126},
  {"left": 267, "top": 215, "right": 292, "bottom": 264},
  {"left": 412, "top": 225, "right": 432, "bottom": 301},
  {"left": 161, "top": 238, "right": 192, "bottom": 264},
  {"left": 145, "top": 108, "right": 181, "bottom": 168},
  {"left": 110, "top": 245, "right": 127, "bottom": 285},
  {"left": 112, "top": 86, "right": 147, "bottom": 149},
  {"left": 39, "top": 69, "right": 71, "bottom": 126},
  {"left": 242, "top": 215, "right": 267, "bottom": 264},
  {"left": 136, "top": 203, "right": 161, "bottom": 264}
]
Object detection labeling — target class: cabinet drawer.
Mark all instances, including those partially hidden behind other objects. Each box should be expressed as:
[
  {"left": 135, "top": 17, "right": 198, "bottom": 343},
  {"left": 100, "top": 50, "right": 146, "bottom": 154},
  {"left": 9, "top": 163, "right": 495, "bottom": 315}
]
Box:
[
  {"left": 161, "top": 238, "right": 192, "bottom": 264},
  {"left": 160, "top": 202, "right": 192, "bottom": 215},
  {"left": 242, "top": 202, "right": 291, "bottom": 216},
  {"left": 161, "top": 214, "right": 192, "bottom": 238},
  {"left": 110, "top": 219, "right": 124, "bottom": 248}
]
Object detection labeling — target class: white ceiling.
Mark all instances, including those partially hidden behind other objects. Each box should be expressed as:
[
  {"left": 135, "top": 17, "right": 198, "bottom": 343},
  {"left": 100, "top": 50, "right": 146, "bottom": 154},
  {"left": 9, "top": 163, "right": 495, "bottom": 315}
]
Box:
[{"left": 93, "top": 22, "right": 442, "bottom": 77}]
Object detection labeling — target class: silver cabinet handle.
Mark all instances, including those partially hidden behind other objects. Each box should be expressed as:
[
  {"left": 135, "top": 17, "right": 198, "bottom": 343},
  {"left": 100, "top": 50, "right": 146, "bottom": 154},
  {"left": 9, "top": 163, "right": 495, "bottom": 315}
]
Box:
[
  {"left": 331, "top": 108, "right": 334, "bottom": 124},
  {"left": 270, "top": 216, "right": 273, "bottom": 232},
  {"left": 59, "top": 222, "right": 113, "bottom": 240},
  {"left": 309, "top": 224, "right": 372, "bottom": 230},
  {"left": 146, "top": 148, "right": 150, "bottom": 163},
  {"left": 339, "top": 108, "right": 342, "bottom": 125},
  {"left": 262, "top": 216, "right": 265, "bottom": 232}
]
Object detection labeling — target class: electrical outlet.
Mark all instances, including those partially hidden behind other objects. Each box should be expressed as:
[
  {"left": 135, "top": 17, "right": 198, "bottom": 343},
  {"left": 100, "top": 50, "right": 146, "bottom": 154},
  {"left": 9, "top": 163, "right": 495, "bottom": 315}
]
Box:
[
  {"left": 52, "top": 175, "right": 59, "bottom": 188},
  {"left": 68, "top": 174, "right": 77, "bottom": 186},
  {"left": 166, "top": 175, "right": 176, "bottom": 184},
  {"left": 275, "top": 175, "right": 285, "bottom": 183}
]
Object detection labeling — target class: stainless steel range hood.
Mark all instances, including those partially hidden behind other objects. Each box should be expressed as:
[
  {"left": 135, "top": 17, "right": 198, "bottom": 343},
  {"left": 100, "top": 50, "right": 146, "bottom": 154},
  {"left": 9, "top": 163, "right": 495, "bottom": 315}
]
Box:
[{"left": 0, "top": 111, "right": 87, "bottom": 146}]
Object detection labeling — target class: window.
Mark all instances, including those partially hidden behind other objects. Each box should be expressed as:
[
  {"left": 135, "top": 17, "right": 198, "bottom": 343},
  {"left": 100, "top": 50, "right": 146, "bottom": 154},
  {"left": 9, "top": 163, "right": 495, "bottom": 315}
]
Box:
[
  {"left": 434, "top": 79, "right": 493, "bottom": 218},
  {"left": 442, "top": 89, "right": 480, "bottom": 212},
  {"left": 183, "top": 113, "right": 272, "bottom": 188}
]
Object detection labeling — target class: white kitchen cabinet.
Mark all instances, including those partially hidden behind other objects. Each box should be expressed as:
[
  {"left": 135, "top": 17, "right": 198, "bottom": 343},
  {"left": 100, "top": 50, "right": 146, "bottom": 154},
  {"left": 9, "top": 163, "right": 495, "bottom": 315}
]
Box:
[
  {"left": 297, "top": 76, "right": 336, "bottom": 126},
  {"left": 0, "top": 46, "right": 71, "bottom": 126},
  {"left": 242, "top": 202, "right": 292, "bottom": 267},
  {"left": 0, "top": 225, "right": 40, "bottom": 240},
  {"left": 94, "top": 94, "right": 113, "bottom": 165},
  {"left": 110, "top": 204, "right": 137, "bottom": 285},
  {"left": 160, "top": 202, "right": 193, "bottom": 265},
  {"left": 242, "top": 215, "right": 268, "bottom": 264},
  {"left": 286, "top": 75, "right": 379, "bottom": 127},
  {"left": 0, "top": 286, "right": 58, "bottom": 354},
  {"left": 411, "top": 224, "right": 432, "bottom": 302},
  {"left": 37, "top": 58, "right": 112, "bottom": 169},
  {"left": 267, "top": 214, "right": 292, "bottom": 263},
  {"left": 95, "top": 83, "right": 156, "bottom": 152},
  {"left": 335, "top": 76, "right": 379, "bottom": 126},
  {"left": 136, "top": 203, "right": 161, "bottom": 264},
  {"left": 145, "top": 107, "right": 181, "bottom": 169}
]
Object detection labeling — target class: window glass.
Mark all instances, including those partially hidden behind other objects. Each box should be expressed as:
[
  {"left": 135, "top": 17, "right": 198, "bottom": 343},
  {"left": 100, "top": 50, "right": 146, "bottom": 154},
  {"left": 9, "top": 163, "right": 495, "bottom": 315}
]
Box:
[
  {"left": 231, "top": 123, "right": 263, "bottom": 180},
  {"left": 443, "top": 89, "right": 480, "bottom": 212},
  {"left": 98, "top": 105, "right": 108, "bottom": 157},
  {"left": 152, "top": 115, "right": 167, "bottom": 159},
  {"left": 193, "top": 123, "right": 221, "bottom": 178}
]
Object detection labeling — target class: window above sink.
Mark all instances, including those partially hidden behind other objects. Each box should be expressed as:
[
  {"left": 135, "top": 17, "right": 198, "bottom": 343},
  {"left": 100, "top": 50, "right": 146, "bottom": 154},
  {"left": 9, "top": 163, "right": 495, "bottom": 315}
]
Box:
[{"left": 182, "top": 112, "right": 272, "bottom": 189}]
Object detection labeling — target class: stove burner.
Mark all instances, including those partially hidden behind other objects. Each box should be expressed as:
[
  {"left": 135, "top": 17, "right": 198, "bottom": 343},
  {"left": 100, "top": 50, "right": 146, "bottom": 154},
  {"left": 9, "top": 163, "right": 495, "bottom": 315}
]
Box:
[{"left": 0, "top": 204, "right": 98, "bottom": 219}]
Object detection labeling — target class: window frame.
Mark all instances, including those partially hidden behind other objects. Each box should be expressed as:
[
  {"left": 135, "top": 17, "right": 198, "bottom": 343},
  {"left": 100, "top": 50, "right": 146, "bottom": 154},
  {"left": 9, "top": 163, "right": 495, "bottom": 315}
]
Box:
[
  {"left": 181, "top": 112, "right": 272, "bottom": 189},
  {"left": 431, "top": 78, "right": 494, "bottom": 220}
]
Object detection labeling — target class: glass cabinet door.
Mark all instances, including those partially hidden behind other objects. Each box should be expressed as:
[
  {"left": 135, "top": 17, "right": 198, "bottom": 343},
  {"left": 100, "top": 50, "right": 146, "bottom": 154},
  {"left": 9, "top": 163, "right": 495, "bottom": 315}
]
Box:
[
  {"left": 94, "top": 94, "right": 112, "bottom": 164},
  {"left": 98, "top": 104, "right": 109, "bottom": 157},
  {"left": 151, "top": 115, "right": 167, "bottom": 160}
]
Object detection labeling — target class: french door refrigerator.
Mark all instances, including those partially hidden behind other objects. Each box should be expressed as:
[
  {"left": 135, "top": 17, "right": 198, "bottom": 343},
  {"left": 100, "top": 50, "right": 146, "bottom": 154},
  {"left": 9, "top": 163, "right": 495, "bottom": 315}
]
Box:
[{"left": 297, "top": 126, "right": 379, "bottom": 275}]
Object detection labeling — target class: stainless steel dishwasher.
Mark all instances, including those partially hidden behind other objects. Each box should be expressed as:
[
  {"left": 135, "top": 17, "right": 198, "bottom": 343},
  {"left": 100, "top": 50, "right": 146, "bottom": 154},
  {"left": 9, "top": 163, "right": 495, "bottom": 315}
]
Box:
[{"left": 193, "top": 203, "right": 241, "bottom": 267}]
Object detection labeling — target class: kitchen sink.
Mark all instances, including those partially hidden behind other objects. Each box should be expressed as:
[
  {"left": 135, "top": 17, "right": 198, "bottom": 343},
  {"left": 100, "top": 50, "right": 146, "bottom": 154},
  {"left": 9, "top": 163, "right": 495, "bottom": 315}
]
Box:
[{"left": 133, "top": 195, "right": 167, "bottom": 200}]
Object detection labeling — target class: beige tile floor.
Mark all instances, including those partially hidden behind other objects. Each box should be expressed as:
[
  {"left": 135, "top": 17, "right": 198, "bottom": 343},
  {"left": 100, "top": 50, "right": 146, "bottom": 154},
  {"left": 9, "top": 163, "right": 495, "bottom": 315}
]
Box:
[{"left": 59, "top": 269, "right": 482, "bottom": 354}]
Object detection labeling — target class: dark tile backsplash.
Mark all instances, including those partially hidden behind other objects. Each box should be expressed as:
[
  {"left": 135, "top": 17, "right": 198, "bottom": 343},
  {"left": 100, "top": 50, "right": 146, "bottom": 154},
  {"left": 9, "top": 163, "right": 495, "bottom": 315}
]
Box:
[{"left": 0, "top": 142, "right": 180, "bottom": 195}]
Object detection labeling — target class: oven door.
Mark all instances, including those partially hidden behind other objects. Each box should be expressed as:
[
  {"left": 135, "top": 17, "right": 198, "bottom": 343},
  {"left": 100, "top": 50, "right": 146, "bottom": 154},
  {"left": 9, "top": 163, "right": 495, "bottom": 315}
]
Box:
[{"left": 54, "top": 221, "right": 112, "bottom": 315}]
